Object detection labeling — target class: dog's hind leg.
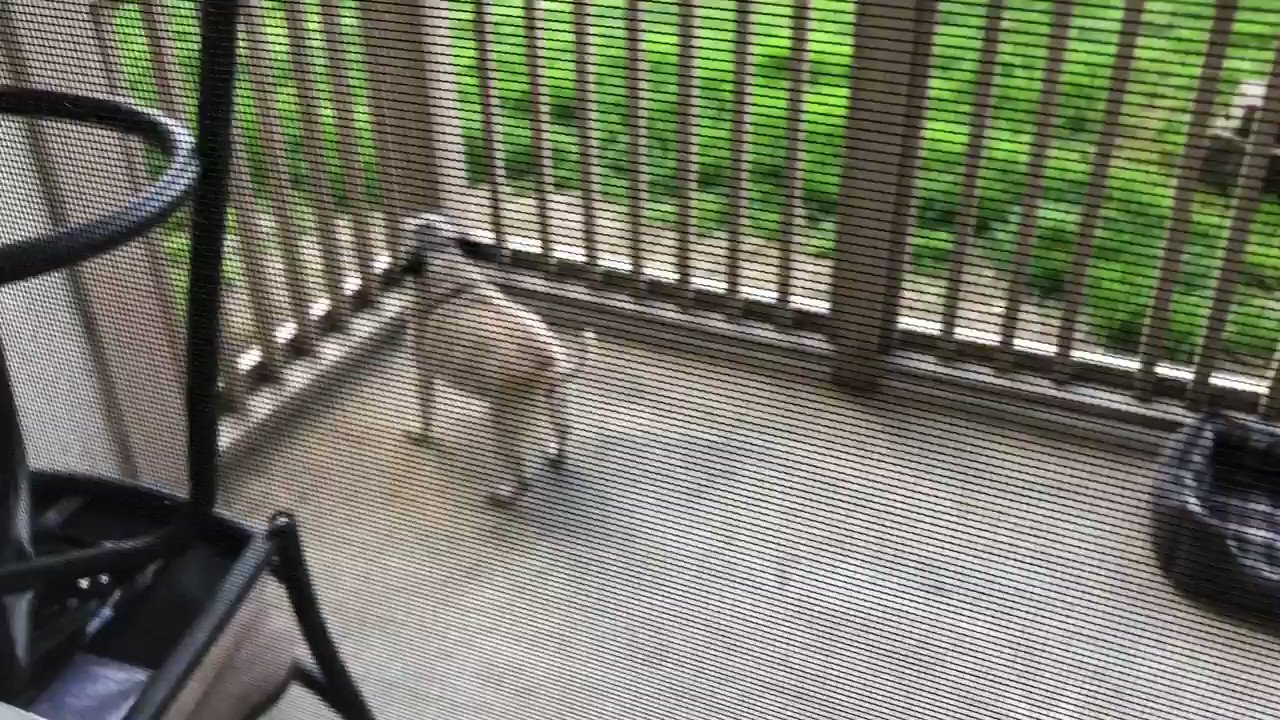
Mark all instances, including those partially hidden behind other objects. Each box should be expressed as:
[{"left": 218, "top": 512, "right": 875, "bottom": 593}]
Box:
[
  {"left": 488, "top": 384, "right": 553, "bottom": 506},
  {"left": 548, "top": 328, "right": 594, "bottom": 468},
  {"left": 409, "top": 366, "right": 436, "bottom": 446},
  {"left": 412, "top": 376, "right": 437, "bottom": 447},
  {"left": 548, "top": 379, "right": 568, "bottom": 470},
  {"left": 410, "top": 275, "right": 437, "bottom": 446}
]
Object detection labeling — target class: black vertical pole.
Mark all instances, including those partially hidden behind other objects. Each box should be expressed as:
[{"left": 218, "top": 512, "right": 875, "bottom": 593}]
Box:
[
  {"left": 188, "top": 0, "right": 242, "bottom": 516},
  {"left": 0, "top": 16, "right": 39, "bottom": 695},
  {"left": 0, "top": 342, "right": 33, "bottom": 701}
]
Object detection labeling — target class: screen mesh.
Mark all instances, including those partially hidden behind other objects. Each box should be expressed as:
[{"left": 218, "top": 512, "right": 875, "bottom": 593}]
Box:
[{"left": 3, "top": 0, "right": 1280, "bottom": 718}]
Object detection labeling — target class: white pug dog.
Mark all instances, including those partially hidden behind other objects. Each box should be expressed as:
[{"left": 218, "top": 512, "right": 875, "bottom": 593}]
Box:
[{"left": 406, "top": 213, "right": 594, "bottom": 506}]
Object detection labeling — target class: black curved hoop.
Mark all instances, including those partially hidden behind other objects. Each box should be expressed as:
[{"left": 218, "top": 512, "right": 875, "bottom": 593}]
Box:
[
  {"left": 0, "top": 87, "right": 198, "bottom": 285},
  {"left": 0, "top": 90, "right": 200, "bottom": 593}
]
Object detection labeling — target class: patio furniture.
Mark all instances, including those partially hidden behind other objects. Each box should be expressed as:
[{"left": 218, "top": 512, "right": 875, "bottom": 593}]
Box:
[
  {"left": 1153, "top": 413, "right": 1280, "bottom": 622},
  {"left": 0, "top": 1, "right": 375, "bottom": 718}
]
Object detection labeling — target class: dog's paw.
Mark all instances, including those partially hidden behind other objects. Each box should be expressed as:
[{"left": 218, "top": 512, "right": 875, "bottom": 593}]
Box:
[
  {"left": 547, "top": 444, "right": 566, "bottom": 472},
  {"left": 408, "top": 426, "right": 439, "bottom": 448},
  {"left": 486, "top": 476, "right": 529, "bottom": 508}
]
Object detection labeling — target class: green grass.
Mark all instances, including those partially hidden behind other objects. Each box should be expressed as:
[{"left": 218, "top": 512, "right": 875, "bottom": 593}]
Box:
[{"left": 111, "top": 0, "right": 1280, "bottom": 363}]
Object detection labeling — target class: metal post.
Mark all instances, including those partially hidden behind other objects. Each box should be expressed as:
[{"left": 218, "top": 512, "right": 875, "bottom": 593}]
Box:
[
  {"left": 0, "top": 341, "right": 33, "bottom": 701},
  {"left": 830, "top": 0, "right": 939, "bottom": 388}
]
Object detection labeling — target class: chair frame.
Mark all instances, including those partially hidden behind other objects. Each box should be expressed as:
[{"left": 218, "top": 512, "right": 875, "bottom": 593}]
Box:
[{"left": 0, "top": 0, "right": 376, "bottom": 717}]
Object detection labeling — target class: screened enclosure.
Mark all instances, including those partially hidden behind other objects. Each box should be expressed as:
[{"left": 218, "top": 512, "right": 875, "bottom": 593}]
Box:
[{"left": 2, "top": 0, "right": 1280, "bottom": 717}]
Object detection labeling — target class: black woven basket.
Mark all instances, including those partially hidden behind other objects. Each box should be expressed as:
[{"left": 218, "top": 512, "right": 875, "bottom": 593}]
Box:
[
  {"left": 1153, "top": 413, "right": 1280, "bottom": 624},
  {"left": 0, "top": 1, "right": 373, "bottom": 718}
]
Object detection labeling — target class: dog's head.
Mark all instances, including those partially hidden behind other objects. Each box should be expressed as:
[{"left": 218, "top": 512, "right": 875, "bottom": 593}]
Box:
[
  {"left": 406, "top": 212, "right": 462, "bottom": 268},
  {"left": 405, "top": 212, "right": 502, "bottom": 275}
]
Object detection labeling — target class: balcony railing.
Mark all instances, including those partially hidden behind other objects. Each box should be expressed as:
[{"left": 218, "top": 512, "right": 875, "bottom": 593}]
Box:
[{"left": 86, "top": 0, "right": 1280, "bottom": 425}]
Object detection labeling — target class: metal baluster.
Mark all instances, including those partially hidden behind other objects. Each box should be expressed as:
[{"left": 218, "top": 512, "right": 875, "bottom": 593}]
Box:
[
  {"left": 996, "top": 0, "right": 1074, "bottom": 369},
  {"left": 1134, "top": 0, "right": 1237, "bottom": 399}
]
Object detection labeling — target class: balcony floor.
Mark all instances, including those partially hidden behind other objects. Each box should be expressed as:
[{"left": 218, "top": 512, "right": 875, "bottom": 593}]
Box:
[{"left": 223, "top": 325, "right": 1280, "bottom": 720}]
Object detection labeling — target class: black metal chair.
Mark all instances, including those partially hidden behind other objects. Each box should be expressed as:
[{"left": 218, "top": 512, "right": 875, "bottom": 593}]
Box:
[{"left": 0, "top": 1, "right": 374, "bottom": 717}]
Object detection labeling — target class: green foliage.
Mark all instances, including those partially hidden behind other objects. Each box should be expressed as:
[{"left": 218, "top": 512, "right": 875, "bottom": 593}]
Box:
[
  {"left": 112, "top": 0, "right": 377, "bottom": 209},
  {"left": 111, "top": 0, "right": 1279, "bottom": 362},
  {"left": 1244, "top": 203, "right": 1280, "bottom": 291},
  {"left": 1085, "top": 260, "right": 1156, "bottom": 353},
  {"left": 909, "top": 229, "right": 955, "bottom": 277},
  {"left": 1226, "top": 292, "right": 1280, "bottom": 358},
  {"left": 1166, "top": 290, "right": 1212, "bottom": 362}
]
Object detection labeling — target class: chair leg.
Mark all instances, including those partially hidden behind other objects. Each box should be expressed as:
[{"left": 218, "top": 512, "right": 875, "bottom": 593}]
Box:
[
  {"left": 293, "top": 664, "right": 347, "bottom": 715},
  {"left": 269, "top": 514, "right": 375, "bottom": 720},
  {"left": 236, "top": 664, "right": 301, "bottom": 720}
]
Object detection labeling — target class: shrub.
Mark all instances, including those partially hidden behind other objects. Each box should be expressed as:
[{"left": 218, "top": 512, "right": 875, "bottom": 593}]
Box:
[
  {"left": 1225, "top": 292, "right": 1280, "bottom": 359},
  {"left": 1166, "top": 290, "right": 1212, "bottom": 362},
  {"left": 909, "top": 229, "right": 956, "bottom": 277},
  {"left": 1085, "top": 260, "right": 1156, "bottom": 353}
]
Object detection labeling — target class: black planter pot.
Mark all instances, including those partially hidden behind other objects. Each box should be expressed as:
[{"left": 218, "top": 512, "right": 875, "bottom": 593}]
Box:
[{"left": 1153, "top": 414, "right": 1280, "bottom": 623}]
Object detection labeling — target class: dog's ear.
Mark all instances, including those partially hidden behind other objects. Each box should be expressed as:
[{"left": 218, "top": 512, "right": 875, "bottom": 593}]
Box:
[
  {"left": 457, "top": 236, "right": 502, "bottom": 264},
  {"left": 404, "top": 212, "right": 461, "bottom": 275}
]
